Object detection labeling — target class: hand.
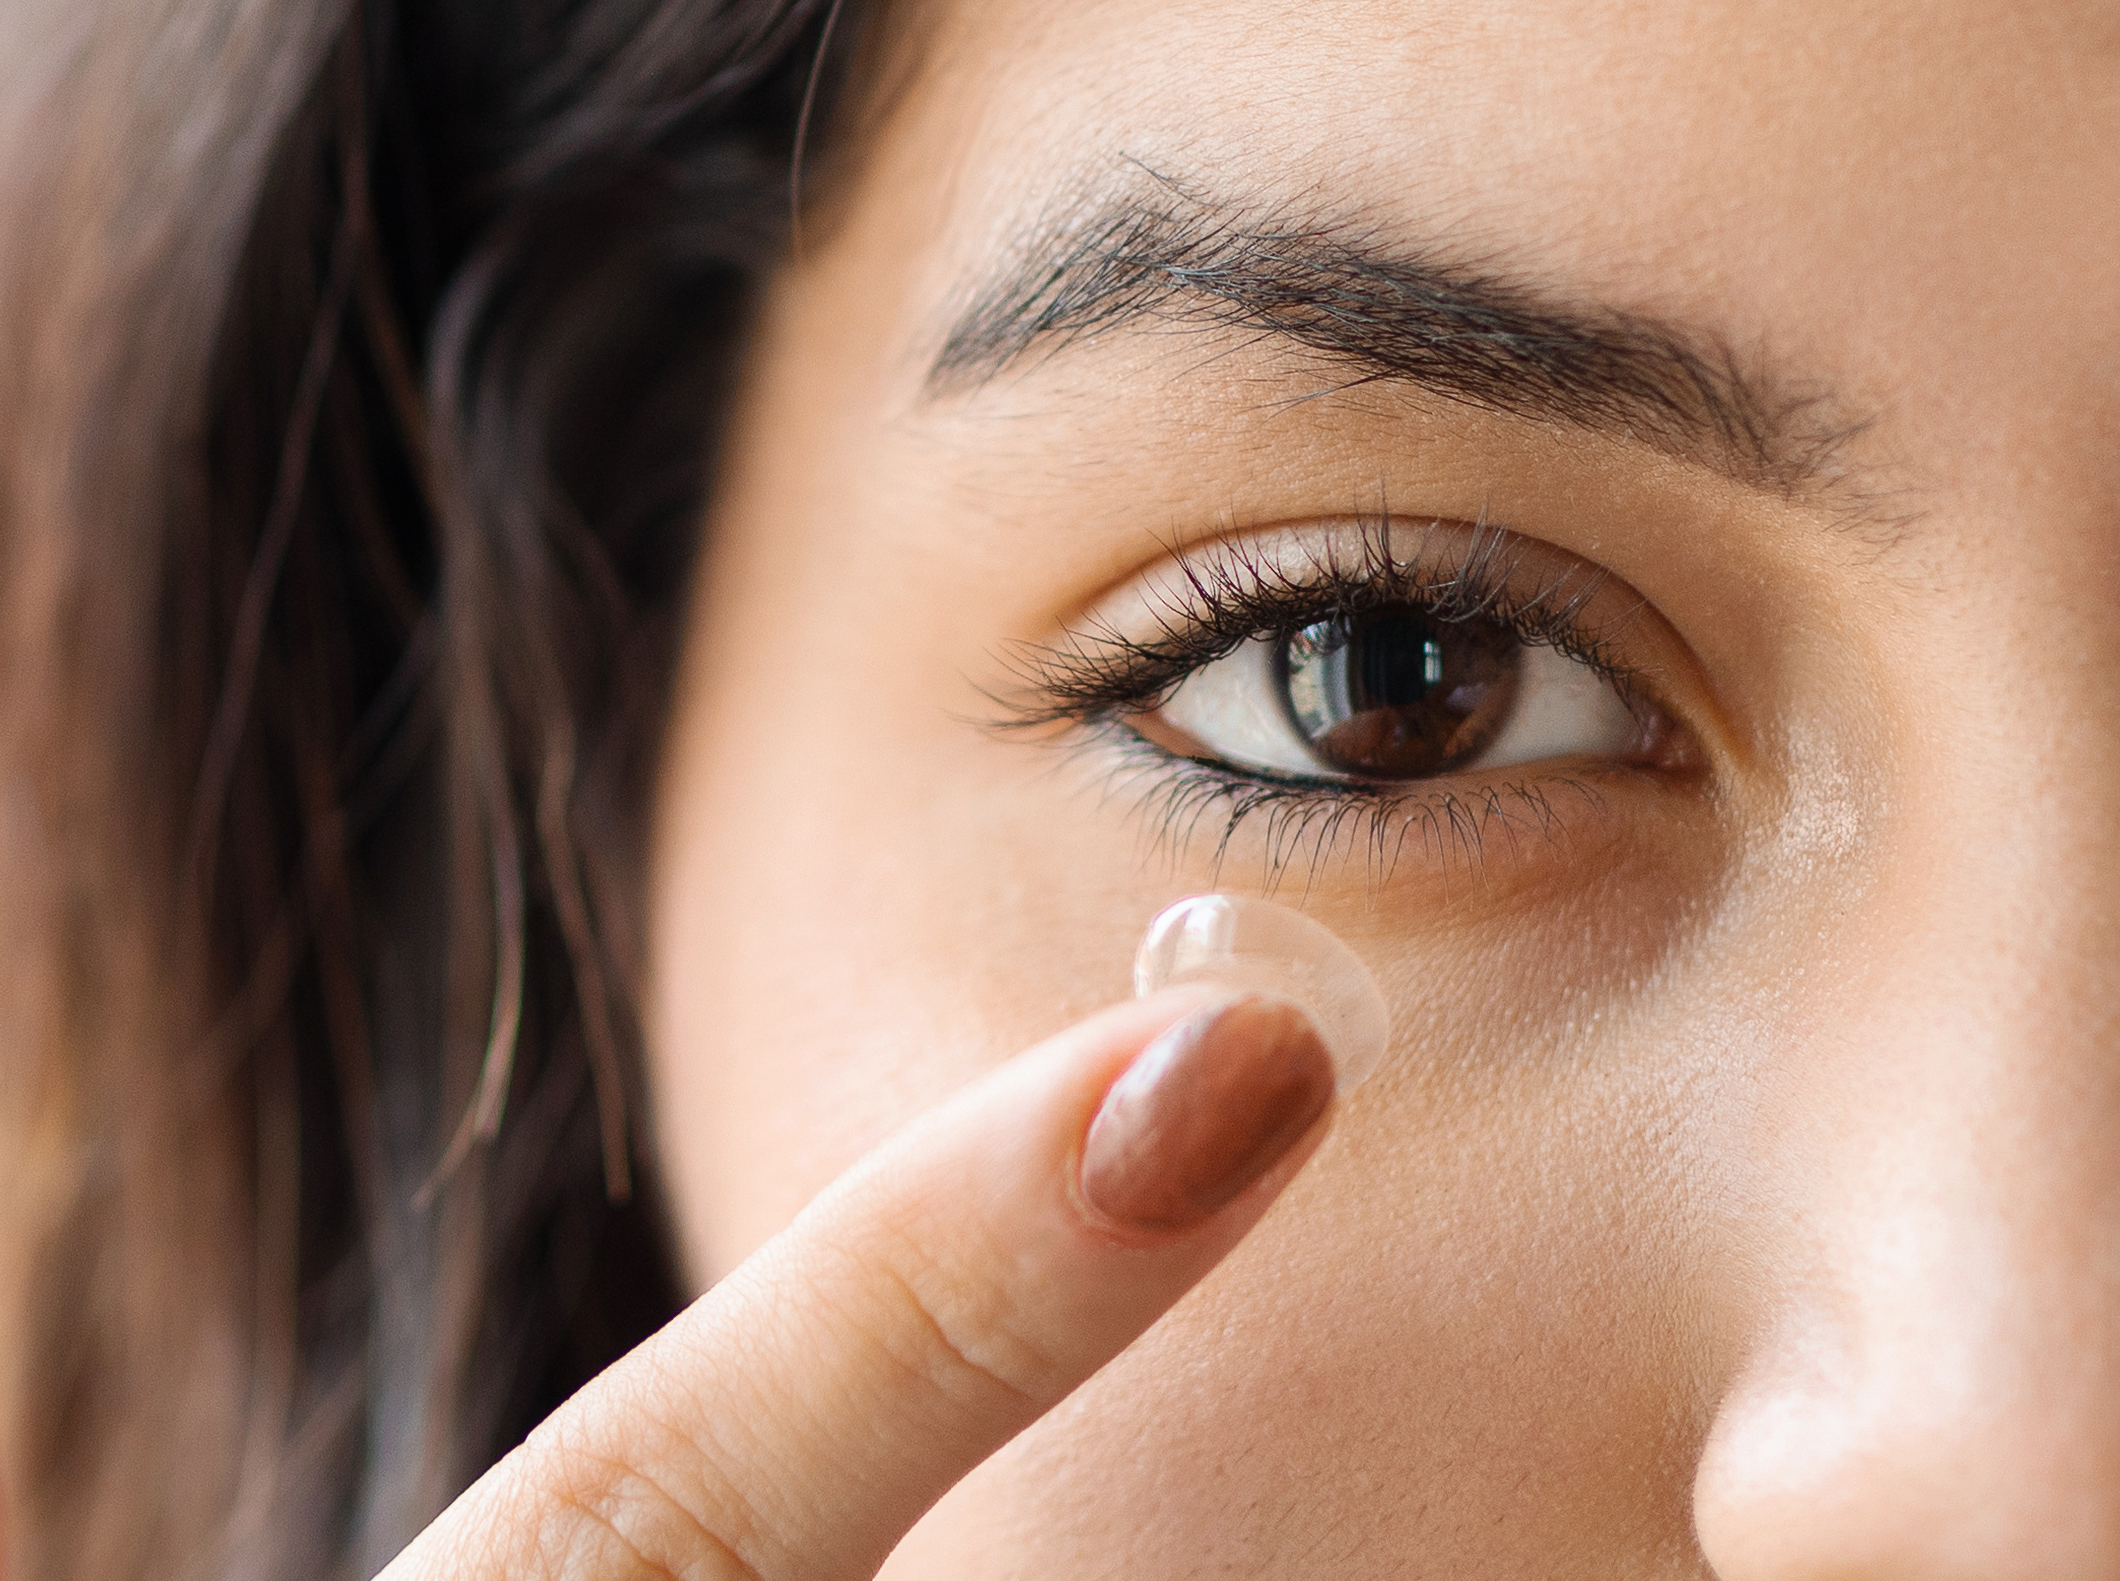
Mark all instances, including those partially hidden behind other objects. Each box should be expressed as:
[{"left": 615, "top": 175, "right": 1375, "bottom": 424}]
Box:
[{"left": 380, "top": 989, "right": 1339, "bottom": 1580}]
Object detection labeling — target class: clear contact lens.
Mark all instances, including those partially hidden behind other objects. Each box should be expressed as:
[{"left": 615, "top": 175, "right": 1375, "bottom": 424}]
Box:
[{"left": 1133, "top": 894, "right": 1391, "bottom": 1093}]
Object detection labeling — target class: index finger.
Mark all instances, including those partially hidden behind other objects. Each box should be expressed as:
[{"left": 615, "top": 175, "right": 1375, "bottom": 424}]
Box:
[{"left": 381, "top": 990, "right": 1340, "bottom": 1581}]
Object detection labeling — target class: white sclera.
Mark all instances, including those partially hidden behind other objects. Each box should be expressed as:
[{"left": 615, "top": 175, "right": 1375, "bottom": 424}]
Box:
[{"left": 1132, "top": 894, "right": 1391, "bottom": 1094}]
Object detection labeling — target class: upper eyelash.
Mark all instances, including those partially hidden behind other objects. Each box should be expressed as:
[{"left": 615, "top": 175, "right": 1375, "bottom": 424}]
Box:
[{"left": 995, "top": 513, "right": 1646, "bottom": 732}]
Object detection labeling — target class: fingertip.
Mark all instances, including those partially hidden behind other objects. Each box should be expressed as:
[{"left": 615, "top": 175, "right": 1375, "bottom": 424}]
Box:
[{"left": 1079, "top": 994, "right": 1336, "bottom": 1236}]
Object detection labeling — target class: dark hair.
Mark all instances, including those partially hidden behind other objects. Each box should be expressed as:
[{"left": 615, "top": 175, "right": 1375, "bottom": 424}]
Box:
[{"left": 0, "top": 2, "right": 862, "bottom": 1575}]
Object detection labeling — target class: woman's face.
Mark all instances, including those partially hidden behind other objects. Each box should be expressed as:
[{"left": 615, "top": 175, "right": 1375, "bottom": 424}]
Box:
[{"left": 647, "top": 0, "right": 2120, "bottom": 1573}]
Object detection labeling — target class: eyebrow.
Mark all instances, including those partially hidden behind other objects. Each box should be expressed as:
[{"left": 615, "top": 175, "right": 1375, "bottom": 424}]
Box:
[{"left": 928, "top": 173, "right": 1865, "bottom": 497}]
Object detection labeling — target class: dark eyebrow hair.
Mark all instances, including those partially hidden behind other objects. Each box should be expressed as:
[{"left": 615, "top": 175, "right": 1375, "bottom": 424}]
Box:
[{"left": 928, "top": 174, "right": 1866, "bottom": 497}]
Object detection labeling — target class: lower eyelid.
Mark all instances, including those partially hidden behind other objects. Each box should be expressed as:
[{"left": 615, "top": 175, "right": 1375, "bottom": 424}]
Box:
[{"left": 1086, "top": 719, "right": 1655, "bottom": 886}]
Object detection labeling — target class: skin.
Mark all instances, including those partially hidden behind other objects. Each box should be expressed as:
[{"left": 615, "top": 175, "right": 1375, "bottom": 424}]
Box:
[{"left": 389, "top": 1, "right": 2120, "bottom": 1577}]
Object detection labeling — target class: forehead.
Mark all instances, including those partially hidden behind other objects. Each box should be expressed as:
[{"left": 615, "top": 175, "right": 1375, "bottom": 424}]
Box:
[
  {"left": 857, "top": 0, "right": 2120, "bottom": 503},
  {"left": 909, "top": 0, "right": 2120, "bottom": 239}
]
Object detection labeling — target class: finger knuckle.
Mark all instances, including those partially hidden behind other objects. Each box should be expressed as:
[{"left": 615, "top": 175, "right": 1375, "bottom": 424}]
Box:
[
  {"left": 521, "top": 1424, "right": 770, "bottom": 1581},
  {"left": 852, "top": 1222, "right": 1065, "bottom": 1415}
]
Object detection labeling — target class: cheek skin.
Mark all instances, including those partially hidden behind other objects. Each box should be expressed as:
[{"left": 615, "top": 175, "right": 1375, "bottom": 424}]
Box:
[
  {"left": 875, "top": 866, "right": 1759, "bottom": 1579},
  {"left": 652, "top": 734, "right": 1752, "bottom": 1576}
]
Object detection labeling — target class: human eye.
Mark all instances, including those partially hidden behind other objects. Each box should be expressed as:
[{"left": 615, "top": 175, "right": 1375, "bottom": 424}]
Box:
[
  {"left": 999, "top": 516, "right": 1701, "bottom": 872},
  {"left": 1145, "top": 608, "right": 1648, "bottom": 782}
]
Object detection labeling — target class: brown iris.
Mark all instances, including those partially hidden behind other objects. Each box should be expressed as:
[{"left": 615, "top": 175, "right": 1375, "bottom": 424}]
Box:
[{"left": 1277, "top": 610, "right": 1521, "bottom": 778}]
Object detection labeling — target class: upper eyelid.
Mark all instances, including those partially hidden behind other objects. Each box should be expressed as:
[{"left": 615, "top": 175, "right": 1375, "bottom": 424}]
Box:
[{"left": 996, "top": 516, "right": 1654, "bottom": 730}]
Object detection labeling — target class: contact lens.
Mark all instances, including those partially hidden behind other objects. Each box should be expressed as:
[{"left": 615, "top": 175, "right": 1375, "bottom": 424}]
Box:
[{"left": 1133, "top": 895, "right": 1390, "bottom": 1093}]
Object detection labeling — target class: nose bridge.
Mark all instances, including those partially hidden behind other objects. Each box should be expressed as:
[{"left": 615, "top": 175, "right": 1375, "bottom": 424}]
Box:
[
  {"left": 1809, "top": 555, "right": 2120, "bottom": 1350},
  {"left": 1693, "top": 717, "right": 2120, "bottom": 1578},
  {"left": 1838, "top": 809, "right": 2120, "bottom": 1456}
]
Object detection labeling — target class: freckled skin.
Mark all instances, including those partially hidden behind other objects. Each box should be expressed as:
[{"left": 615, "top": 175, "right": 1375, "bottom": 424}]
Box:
[{"left": 646, "top": 1, "right": 2120, "bottom": 1575}]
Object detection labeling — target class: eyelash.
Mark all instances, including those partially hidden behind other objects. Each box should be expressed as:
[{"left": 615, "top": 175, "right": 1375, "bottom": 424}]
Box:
[{"left": 994, "top": 515, "right": 1660, "bottom": 881}]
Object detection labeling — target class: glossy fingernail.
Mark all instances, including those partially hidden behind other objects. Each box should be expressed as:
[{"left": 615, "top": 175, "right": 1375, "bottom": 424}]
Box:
[{"left": 1080, "top": 995, "right": 1336, "bottom": 1234}]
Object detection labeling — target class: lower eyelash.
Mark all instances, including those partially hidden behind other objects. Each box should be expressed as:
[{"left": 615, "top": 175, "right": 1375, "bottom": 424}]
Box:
[{"left": 1080, "top": 717, "right": 1612, "bottom": 888}]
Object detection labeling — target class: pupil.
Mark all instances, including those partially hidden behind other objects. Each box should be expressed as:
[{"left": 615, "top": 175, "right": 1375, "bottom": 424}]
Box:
[{"left": 1279, "top": 610, "right": 1520, "bottom": 778}]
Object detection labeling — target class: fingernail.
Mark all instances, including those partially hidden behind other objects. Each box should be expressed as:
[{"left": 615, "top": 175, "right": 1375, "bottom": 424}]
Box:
[{"left": 1080, "top": 996, "right": 1336, "bottom": 1234}]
